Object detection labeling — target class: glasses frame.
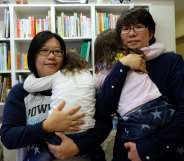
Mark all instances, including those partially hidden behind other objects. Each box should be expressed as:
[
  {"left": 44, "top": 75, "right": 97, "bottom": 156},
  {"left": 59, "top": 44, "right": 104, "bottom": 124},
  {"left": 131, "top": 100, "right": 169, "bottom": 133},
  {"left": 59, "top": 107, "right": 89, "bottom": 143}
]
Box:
[
  {"left": 121, "top": 25, "right": 146, "bottom": 34},
  {"left": 38, "top": 48, "right": 64, "bottom": 57}
]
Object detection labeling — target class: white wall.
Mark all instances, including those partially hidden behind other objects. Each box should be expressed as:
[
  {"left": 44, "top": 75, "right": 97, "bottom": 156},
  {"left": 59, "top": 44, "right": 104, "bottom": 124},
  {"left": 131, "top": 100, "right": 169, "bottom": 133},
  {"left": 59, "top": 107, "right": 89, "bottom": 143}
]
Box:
[{"left": 150, "top": 0, "right": 175, "bottom": 52}]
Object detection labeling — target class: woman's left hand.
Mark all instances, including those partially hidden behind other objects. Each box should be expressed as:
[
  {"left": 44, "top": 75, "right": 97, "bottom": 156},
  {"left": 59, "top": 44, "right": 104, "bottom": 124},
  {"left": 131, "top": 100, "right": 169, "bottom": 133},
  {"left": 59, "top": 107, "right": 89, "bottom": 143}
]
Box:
[
  {"left": 48, "top": 132, "right": 79, "bottom": 160},
  {"left": 124, "top": 142, "right": 142, "bottom": 161}
]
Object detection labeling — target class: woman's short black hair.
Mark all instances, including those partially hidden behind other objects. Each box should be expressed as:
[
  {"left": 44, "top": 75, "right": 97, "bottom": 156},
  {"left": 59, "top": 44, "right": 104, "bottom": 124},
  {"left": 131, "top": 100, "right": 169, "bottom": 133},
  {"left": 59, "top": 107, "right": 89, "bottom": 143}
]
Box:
[
  {"left": 116, "top": 7, "right": 156, "bottom": 45},
  {"left": 27, "top": 31, "right": 66, "bottom": 77}
]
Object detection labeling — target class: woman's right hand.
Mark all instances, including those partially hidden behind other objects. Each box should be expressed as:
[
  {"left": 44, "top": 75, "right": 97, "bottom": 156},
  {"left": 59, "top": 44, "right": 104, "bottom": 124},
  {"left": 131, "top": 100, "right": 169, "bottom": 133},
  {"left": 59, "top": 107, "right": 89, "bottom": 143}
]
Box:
[
  {"left": 42, "top": 101, "right": 85, "bottom": 133},
  {"left": 48, "top": 132, "right": 79, "bottom": 160},
  {"left": 120, "top": 54, "right": 147, "bottom": 73}
]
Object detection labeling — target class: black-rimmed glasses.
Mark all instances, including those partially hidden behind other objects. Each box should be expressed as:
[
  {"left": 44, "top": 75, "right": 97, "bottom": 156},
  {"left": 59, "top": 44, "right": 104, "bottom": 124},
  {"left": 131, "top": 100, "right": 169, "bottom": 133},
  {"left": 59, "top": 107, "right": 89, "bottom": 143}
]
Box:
[
  {"left": 39, "top": 48, "right": 64, "bottom": 57},
  {"left": 121, "top": 24, "right": 146, "bottom": 34}
]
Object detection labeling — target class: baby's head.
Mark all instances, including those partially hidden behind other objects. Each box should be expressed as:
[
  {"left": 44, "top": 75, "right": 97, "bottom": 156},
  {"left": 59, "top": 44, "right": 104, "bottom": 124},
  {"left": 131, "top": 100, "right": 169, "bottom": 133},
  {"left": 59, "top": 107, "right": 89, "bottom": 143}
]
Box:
[
  {"left": 95, "top": 29, "right": 122, "bottom": 72},
  {"left": 62, "top": 49, "right": 89, "bottom": 74}
]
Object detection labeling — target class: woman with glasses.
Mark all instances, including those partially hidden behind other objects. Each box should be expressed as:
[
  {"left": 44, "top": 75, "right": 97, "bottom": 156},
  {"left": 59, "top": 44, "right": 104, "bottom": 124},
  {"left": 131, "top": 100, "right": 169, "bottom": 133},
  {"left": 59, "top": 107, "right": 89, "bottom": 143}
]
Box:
[
  {"left": 1, "top": 31, "right": 111, "bottom": 161},
  {"left": 115, "top": 8, "right": 184, "bottom": 161},
  {"left": 95, "top": 28, "right": 174, "bottom": 161},
  {"left": 23, "top": 39, "right": 96, "bottom": 161},
  {"left": 96, "top": 8, "right": 184, "bottom": 161}
]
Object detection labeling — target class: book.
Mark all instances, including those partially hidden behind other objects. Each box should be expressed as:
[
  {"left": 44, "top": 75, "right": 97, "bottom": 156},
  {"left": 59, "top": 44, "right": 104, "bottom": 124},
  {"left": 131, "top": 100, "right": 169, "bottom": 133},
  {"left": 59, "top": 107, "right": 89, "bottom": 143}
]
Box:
[
  {"left": 0, "top": 42, "right": 9, "bottom": 71},
  {"left": 85, "top": 41, "right": 91, "bottom": 62},
  {"left": 80, "top": 40, "right": 91, "bottom": 62}
]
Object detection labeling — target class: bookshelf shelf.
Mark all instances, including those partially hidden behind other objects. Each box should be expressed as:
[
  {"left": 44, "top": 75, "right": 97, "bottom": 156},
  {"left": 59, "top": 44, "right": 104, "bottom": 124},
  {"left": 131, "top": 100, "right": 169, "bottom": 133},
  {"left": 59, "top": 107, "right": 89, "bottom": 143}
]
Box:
[
  {"left": 0, "top": 38, "right": 10, "bottom": 41},
  {"left": 0, "top": 102, "right": 5, "bottom": 106},
  {"left": 14, "top": 38, "right": 32, "bottom": 41},
  {"left": 16, "top": 70, "right": 30, "bottom": 73},
  {"left": 94, "top": 4, "right": 132, "bottom": 10},
  {"left": 63, "top": 37, "right": 92, "bottom": 41},
  {"left": 0, "top": 70, "right": 11, "bottom": 74},
  {"left": 54, "top": 4, "right": 91, "bottom": 7},
  {"left": 0, "top": 4, "right": 8, "bottom": 7}
]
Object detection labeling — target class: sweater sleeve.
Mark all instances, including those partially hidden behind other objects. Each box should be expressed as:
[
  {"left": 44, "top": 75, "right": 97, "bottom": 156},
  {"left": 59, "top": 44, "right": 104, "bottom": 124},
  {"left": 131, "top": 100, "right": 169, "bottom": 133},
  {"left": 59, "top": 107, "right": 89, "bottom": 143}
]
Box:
[
  {"left": 1, "top": 84, "right": 50, "bottom": 149},
  {"left": 23, "top": 71, "right": 59, "bottom": 92},
  {"left": 72, "top": 62, "right": 129, "bottom": 155},
  {"left": 137, "top": 54, "right": 184, "bottom": 161}
]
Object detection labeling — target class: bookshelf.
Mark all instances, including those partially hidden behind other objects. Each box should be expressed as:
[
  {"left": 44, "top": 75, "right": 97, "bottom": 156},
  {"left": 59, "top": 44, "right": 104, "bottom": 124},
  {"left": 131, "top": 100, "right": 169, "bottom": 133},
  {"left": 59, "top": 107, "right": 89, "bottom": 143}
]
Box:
[{"left": 0, "top": 3, "right": 151, "bottom": 104}]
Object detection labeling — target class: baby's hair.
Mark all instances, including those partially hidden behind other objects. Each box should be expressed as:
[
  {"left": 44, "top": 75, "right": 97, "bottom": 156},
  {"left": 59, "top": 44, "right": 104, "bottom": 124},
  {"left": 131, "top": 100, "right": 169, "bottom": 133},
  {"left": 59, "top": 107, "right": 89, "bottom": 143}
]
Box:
[
  {"left": 62, "top": 49, "right": 89, "bottom": 74},
  {"left": 95, "top": 30, "right": 121, "bottom": 64},
  {"left": 95, "top": 29, "right": 122, "bottom": 72}
]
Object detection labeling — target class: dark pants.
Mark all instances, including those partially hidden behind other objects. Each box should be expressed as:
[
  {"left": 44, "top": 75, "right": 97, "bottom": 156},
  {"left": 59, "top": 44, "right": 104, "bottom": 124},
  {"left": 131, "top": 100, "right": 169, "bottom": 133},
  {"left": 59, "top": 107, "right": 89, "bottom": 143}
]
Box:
[
  {"left": 112, "top": 96, "right": 174, "bottom": 161},
  {"left": 23, "top": 131, "right": 106, "bottom": 161}
]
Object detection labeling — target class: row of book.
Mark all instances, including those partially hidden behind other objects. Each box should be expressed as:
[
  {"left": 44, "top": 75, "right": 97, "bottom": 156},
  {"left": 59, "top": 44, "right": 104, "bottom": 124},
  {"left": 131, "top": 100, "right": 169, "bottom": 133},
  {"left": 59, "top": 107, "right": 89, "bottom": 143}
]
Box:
[
  {"left": 95, "top": 11, "right": 119, "bottom": 34},
  {"left": 0, "top": 75, "right": 11, "bottom": 102},
  {"left": 0, "top": 73, "right": 29, "bottom": 102},
  {"left": 56, "top": 12, "right": 91, "bottom": 37},
  {"left": 0, "top": 42, "right": 11, "bottom": 71},
  {"left": 16, "top": 52, "right": 28, "bottom": 70},
  {"left": 16, "top": 13, "right": 51, "bottom": 38},
  {"left": 0, "top": 7, "right": 10, "bottom": 38},
  {"left": 14, "top": 11, "right": 119, "bottom": 38}
]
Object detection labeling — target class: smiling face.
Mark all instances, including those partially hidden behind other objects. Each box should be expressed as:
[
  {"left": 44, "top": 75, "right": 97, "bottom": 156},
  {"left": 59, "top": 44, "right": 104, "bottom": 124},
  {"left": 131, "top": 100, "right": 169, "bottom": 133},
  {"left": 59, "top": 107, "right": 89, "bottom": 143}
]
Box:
[{"left": 35, "top": 37, "right": 64, "bottom": 77}]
